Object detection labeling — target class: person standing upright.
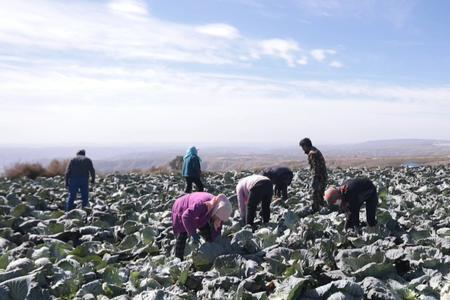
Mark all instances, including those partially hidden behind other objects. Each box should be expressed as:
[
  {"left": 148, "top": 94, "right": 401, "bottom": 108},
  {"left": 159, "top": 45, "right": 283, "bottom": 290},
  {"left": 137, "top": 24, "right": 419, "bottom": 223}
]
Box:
[
  {"left": 299, "top": 138, "right": 327, "bottom": 212},
  {"left": 182, "top": 146, "right": 204, "bottom": 193},
  {"left": 65, "top": 149, "right": 95, "bottom": 211}
]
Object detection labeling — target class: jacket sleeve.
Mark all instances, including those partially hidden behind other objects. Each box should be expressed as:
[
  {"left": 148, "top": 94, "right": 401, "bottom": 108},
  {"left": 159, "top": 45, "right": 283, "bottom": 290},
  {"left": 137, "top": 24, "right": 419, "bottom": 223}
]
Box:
[
  {"left": 88, "top": 159, "right": 95, "bottom": 182},
  {"left": 211, "top": 223, "right": 222, "bottom": 241},
  {"left": 181, "top": 158, "right": 187, "bottom": 176},
  {"left": 309, "top": 152, "right": 317, "bottom": 174},
  {"left": 236, "top": 183, "right": 248, "bottom": 220},
  {"left": 65, "top": 160, "right": 72, "bottom": 185},
  {"left": 181, "top": 202, "right": 208, "bottom": 236}
]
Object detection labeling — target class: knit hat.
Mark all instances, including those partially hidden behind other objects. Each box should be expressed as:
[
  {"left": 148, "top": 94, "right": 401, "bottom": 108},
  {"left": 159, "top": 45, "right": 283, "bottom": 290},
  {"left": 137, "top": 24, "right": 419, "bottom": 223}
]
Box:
[
  {"left": 324, "top": 186, "right": 341, "bottom": 205},
  {"left": 211, "top": 194, "right": 232, "bottom": 222}
]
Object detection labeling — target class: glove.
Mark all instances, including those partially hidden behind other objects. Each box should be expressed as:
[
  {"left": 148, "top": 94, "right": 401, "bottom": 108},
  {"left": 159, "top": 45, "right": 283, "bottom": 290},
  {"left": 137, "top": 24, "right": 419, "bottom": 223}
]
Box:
[{"left": 191, "top": 233, "right": 200, "bottom": 243}]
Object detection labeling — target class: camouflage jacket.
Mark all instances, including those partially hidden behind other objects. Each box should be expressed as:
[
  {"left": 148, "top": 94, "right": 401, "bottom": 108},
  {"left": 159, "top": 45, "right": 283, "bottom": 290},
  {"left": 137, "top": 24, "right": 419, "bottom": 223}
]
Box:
[{"left": 307, "top": 146, "right": 327, "bottom": 181}]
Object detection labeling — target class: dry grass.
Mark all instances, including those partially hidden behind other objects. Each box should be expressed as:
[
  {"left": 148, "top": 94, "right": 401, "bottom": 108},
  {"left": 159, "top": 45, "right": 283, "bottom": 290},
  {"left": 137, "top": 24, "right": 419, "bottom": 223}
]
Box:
[
  {"left": 4, "top": 159, "right": 69, "bottom": 179},
  {"left": 46, "top": 159, "right": 70, "bottom": 177}
]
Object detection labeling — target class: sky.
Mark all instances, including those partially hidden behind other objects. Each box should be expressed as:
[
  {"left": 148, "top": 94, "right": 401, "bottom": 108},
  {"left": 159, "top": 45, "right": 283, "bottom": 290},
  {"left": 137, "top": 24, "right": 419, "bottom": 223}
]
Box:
[{"left": 0, "top": 0, "right": 450, "bottom": 146}]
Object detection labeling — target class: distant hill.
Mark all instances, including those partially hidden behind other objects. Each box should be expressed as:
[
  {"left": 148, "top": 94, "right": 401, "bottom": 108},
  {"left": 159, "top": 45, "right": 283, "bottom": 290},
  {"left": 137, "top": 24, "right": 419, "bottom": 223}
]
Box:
[
  {"left": 1, "top": 139, "right": 449, "bottom": 173},
  {"left": 321, "top": 139, "right": 450, "bottom": 157}
]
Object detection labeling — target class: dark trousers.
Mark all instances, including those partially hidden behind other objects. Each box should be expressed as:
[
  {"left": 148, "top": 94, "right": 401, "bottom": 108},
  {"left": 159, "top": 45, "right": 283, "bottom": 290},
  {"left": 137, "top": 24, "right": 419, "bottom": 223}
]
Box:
[
  {"left": 174, "top": 223, "right": 212, "bottom": 260},
  {"left": 345, "top": 189, "right": 378, "bottom": 229},
  {"left": 311, "top": 176, "right": 326, "bottom": 212},
  {"left": 66, "top": 177, "right": 89, "bottom": 211},
  {"left": 246, "top": 180, "right": 273, "bottom": 226},
  {"left": 274, "top": 183, "right": 288, "bottom": 200},
  {"left": 184, "top": 177, "right": 204, "bottom": 193}
]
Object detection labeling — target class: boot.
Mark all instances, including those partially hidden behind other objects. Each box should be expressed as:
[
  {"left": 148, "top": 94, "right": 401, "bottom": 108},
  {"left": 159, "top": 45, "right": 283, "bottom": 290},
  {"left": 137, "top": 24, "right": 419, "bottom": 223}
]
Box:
[{"left": 367, "top": 224, "right": 379, "bottom": 234}]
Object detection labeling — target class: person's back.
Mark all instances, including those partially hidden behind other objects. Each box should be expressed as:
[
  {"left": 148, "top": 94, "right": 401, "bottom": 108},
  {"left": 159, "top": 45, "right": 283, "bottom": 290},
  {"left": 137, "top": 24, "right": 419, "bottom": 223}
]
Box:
[
  {"left": 308, "top": 146, "right": 327, "bottom": 180},
  {"left": 263, "top": 167, "right": 293, "bottom": 199},
  {"left": 263, "top": 167, "right": 293, "bottom": 184},
  {"left": 236, "top": 174, "right": 272, "bottom": 226},
  {"left": 342, "top": 177, "right": 376, "bottom": 206},
  {"left": 325, "top": 177, "right": 378, "bottom": 231},
  {"left": 182, "top": 146, "right": 204, "bottom": 193},
  {"left": 237, "top": 175, "right": 270, "bottom": 194},
  {"left": 65, "top": 150, "right": 95, "bottom": 212},
  {"left": 182, "top": 155, "right": 201, "bottom": 178},
  {"left": 171, "top": 192, "right": 215, "bottom": 235},
  {"left": 66, "top": 155, "right": 95, "bottom": 179}
]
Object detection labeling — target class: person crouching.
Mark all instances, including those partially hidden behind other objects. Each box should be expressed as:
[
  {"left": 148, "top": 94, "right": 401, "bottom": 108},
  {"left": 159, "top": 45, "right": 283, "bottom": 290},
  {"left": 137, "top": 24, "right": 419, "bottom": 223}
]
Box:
[
  {"left": 171, "top": 192, "right": 232, "bottom": 260},
  {"left": 324, "top": 177, "right": 378, "bottom": 233},
  {"left": 262, "top": 166, "right": 294, "bottom": 200},
  {"left": 236, "top": 175, "right": 273, "bottom": 227}
]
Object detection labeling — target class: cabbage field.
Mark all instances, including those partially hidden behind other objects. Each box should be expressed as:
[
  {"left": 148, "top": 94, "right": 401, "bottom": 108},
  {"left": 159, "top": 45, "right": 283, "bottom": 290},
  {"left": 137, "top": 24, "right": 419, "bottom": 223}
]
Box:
[{"left": 1, "top": 166, "right": 450, "bottom": 299}]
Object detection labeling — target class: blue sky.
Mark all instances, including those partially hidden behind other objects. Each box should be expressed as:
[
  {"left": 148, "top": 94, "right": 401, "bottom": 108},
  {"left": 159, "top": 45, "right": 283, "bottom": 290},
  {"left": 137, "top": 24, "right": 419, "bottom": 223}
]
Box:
[{"left": 0, "top": 0, "right": 449, "bottom": 146}]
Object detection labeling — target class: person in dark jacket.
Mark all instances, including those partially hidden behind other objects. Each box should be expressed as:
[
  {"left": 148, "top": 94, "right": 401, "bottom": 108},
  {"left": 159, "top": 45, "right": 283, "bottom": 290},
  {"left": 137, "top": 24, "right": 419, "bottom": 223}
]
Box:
[
  {"left": 182, "top": 146, "right": 204, "bottom": 193},
  {"left": 65, "top": 150, "right": 95, "bottom": 211},
  {"left": 262, "top": 166, "right": 294, "bottom": 200},
  {"left": 299, "top": 138, "right": 327, "bottom": 212},
  {"left": 172, "top": 192, "right": 232, "bottom": 260},
  {"left": 324, "top": 177, "right": 378, "bottom": 232}
]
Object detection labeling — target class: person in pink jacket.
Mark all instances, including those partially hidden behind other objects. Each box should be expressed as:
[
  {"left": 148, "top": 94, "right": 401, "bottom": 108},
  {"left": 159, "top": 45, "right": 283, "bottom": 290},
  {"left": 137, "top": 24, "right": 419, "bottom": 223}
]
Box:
[
  {"left": 236, "top": 174, "right": 273, "bottom": 227},
  {"left": 171, "top": 192, "right": 232, "bottom": 260}
]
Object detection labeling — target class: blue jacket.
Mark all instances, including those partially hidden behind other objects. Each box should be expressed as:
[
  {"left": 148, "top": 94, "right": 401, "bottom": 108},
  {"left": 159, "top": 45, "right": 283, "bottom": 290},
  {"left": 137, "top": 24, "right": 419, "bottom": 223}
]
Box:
[{"left": 182, "top": 147, "right": 201, "bottom": 177}]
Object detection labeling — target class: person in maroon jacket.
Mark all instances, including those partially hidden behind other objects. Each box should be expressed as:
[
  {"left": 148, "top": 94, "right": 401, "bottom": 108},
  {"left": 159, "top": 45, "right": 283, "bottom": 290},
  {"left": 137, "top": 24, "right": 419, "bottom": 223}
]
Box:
[
  {"left": 171, "top": 192, "right": 232, "bottom": 260},
  {"left": 324, "top": 177, "right": 378, "bottom": 233}
]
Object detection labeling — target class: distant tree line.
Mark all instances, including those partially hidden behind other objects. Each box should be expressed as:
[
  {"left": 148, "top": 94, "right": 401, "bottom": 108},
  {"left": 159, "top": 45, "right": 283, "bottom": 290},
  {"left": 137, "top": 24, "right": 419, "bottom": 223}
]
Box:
[
  {"left": 3, "top": 156, "right": 186, "bottom": 180},
  {"left": 4, "top": 159, "right": 69, "bottom": 179}
]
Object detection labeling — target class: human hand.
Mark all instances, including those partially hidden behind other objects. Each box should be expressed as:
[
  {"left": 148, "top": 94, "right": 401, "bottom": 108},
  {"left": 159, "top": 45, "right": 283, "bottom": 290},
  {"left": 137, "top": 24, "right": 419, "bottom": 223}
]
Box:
[{"left": 191, "top": 233, "right": 200, "bottom": 243}]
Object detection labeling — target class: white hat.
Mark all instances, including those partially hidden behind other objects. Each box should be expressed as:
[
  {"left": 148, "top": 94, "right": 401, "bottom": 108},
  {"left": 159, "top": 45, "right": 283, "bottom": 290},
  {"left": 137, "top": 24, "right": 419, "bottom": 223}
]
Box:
[{"left": 211, "top": 194, "right": 232, "bottom": 222}]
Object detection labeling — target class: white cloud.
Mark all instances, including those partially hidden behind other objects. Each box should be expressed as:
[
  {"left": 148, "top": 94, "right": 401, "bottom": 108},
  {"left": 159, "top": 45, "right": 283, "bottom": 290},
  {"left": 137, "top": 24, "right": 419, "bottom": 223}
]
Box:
[
  {"left": 1, "top": 63, "right": 449, "bottom": 144},
  {"left": 0, "top": 0, "right": 342, "bottom": 68},
  {"left": 260, "top": 39, "right": 300, "bottom": 66},
  {"left": 329, "top": 61, "right": 344, "bottom": 68},
  {"left": 0, "top": 1, "right": 235, "bottom": 65},
  {"left": 310, "top": 49, "right": 336, "bottom": 62},
  {"left": 108, "top": 0, "right": 149, "bottom": 17},
  {"left": 297, "top": 0, "right": 416, "bottom": 28},
  {"left": 297, "top": 56, "right": 308, "bottom": 65},
  {"left": 196, "top": 23, "right": 240, "bottom": 39}
]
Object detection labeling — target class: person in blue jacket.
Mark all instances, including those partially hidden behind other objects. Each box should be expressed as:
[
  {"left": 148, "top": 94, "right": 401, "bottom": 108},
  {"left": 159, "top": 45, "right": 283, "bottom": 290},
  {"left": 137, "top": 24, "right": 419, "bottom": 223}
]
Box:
[{"left": 182, "top": 146, "right": 204, "bottom": 193}]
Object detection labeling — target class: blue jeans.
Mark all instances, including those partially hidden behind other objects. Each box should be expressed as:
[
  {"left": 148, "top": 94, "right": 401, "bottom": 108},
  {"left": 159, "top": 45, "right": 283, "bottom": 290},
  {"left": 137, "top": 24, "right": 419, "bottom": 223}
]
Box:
[{"left": 66, "top": 177, "right": 89, "bottom": 211}]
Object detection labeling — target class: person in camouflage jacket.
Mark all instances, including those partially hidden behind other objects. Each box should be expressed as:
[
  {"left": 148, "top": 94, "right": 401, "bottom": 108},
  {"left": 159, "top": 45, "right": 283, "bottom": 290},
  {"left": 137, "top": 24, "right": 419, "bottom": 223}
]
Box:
[{"left": 299, "top": 138, "right": 327, "bottom": 212}]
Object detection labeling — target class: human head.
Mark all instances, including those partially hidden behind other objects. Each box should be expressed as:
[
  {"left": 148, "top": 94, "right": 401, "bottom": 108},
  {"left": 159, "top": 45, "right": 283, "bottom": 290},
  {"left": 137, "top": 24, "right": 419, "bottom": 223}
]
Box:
[
  {"left": 77, "top": 149, "right": 86, "bottom": 156},
  {"left": 186, "top": 146, "right": 198, "bottom": 156},
  {"left": 299, "top": 138, "right": 312, "bottom": 154},
  {"left": 211, "top": 194, "right": 232, "bottom": 222},
  {"left": 324, "top": 186, "right": 342, "bottom": 205}
]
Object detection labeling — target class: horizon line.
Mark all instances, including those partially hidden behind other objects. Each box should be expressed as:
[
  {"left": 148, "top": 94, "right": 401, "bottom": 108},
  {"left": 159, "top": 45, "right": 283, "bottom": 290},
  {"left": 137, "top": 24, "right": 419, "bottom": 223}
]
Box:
[{"left": 0, "top": 138, "right": 449, "bottom": 149}]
